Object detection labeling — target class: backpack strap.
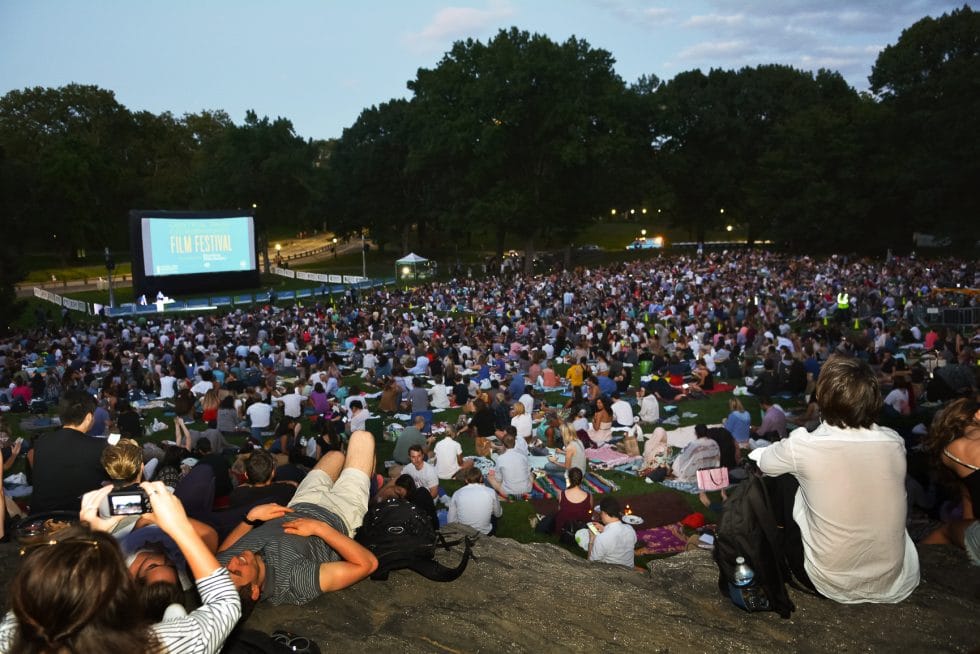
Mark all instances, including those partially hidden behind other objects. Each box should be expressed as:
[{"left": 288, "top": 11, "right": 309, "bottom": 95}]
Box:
[{"left": 406, "top": 536, "right": 475, "bottom": 582}]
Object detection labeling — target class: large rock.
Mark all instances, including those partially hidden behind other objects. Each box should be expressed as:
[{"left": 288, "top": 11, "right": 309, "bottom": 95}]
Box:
[
  {"left": 1, "top": 533, "right": 976, "bottom": 653},
  {"left": 243, "top": 530, "right": 977, "bottom": 653}
]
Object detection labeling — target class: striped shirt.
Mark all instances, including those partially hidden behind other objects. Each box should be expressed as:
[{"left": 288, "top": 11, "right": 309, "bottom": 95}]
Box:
[
  {"left": 217, "top": 502, "right": 345, "bottom": 605},
  {"left": 0, "top": 567, "right": 240, "bottom": 654}
]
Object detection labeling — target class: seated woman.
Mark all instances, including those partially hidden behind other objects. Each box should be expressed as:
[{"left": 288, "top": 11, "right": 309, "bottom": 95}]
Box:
[
  {"left": 545, "top": 424, "right": 587, "bottom": 475},
  {"left": 0, "top": 481, "right": 240, "bottom": 653},
  {"left": 723, "top": 397, "right": 752, "bottom": 445},
  {"left": 691, "top": 358, "right": 714, "bottom": 391},
  {"left": 536, "top": 467, "right": 593, "bottom": 543},
  {"left": 587, "top": 397, "right": 613, "bottom": 446},
  {"left": 883, "top": 376, "right": 914, "bottom": 418},
  {"left": 922, "top": 398, "right": 980, "bottom": 566},
  {"left": 200, "top": 389, "right": 221, "bottom": 425}
]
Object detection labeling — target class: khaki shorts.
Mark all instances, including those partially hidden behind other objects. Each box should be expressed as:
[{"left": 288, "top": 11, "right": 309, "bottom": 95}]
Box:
[{"left": 288, "top": 468, "right": 370, "bottom": 535}]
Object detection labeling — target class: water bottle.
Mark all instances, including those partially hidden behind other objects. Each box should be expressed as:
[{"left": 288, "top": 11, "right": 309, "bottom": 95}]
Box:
[
  {"left": 728, "top": 555, "right": 770, "bottom": 611},
  {"left": 732, "top": 556, "right": 754, "bottom": 587}
]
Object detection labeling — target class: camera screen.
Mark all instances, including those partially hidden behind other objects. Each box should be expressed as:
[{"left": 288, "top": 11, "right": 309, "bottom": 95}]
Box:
[{"left": 109, "top": 493, "right": 145, "bottom": 516}]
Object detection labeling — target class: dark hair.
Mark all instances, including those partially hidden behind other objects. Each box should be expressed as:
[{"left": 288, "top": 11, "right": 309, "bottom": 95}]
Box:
[
  {"left": 136, "top": 580, "right": 185, "bottom": 622},
  {"left": 349, "top": 400, "right": 363, "bottom": 411},
  {"left": 567, "top": 467, "right": 584, "bottom": 488},
  {"left": 57, "top": 389, "right": 97, "bottom": 427},
  {"left": 815, "top": 355, "right": 882, "bottom": 429},
  {"left": 394, "top": 474, "right": 417, "bottom": 494},
  {"left": 10, "top": 526, "right": 158, "bottom": 653},
  {"left": 244, "top": 449, "right": 276, "bottom": 484},
  {"left": 923, "top": 398, "right": 980, "bottom": 491},
  {"left": 464, "top": 466, "right": 484, "bottom": 484},
  {"left": 694, "top": 423, "right": 709, "bottom": 439},
  {"left": 195, "top": 437, "right": 212, "bottom": 454},
  {"left": 597, "top": 496, "right": 623, "bottom": 518},
  {"left": 220, "top": 395, "right": 235, "bottom": 409},
  {"left": 408, "top": 444, "right": 424, "bottom": 455}
]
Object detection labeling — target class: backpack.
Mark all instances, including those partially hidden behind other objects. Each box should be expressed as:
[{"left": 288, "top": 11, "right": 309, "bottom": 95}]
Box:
[
  {"left": 712, "top": 473, "right": 817, "bottom": 619},
  {"left": 355, "top": 498, "right": 474, "bottom": 582}
]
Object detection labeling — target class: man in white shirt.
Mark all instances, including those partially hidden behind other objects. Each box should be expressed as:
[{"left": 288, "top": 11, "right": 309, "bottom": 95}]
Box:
[
  {"left": 487, "top": 434, "right": 532, "bottom": 497},
  {"left": 609, "top": 392, "right": 634, "bottom": 428},
  {"left": 448, "top": 467, "right": 502, "bottom": 535},
  {"left": 749, "top": 355, "right": 919, "bottom": 604},
  {"left": 404, "top": 444, "right": 439, "bottom": 498},
  {"left": 274, "top": 384, "right": 305, "bottom": 419},
  {"left": 581, "top": 496, "right": 636, "bottom": 568},
  {"left": 347, "top": 400, "right": 369, "bottom": 434},
  {"left": 158, "top": 369, "right": 177, "bottom": 400},
  {"left": 245, "top": 400, "right": 273, "bottom": 440},
  {"left": 433, "top": 429, "right": 473, "bottom": 480}
]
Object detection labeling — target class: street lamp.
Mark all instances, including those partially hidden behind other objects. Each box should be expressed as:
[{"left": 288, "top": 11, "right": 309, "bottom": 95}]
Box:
[
  {"left": 630, "top": 208, "right": 636, "bottom": 218},
  {"left": 610, "top": 209, "right": 617, "bottom": 217},
  {"left": 104, "top": 247, "right": 116, "bottom": 309},
  {"left": 642, "top": 208, "right": 648, "bottom": 215},
  {"left": 641, "top": 229, "right": 647, "bottom": 237},
  {"left": 726, "top": 225, "right": 733, "bottom": 232}
]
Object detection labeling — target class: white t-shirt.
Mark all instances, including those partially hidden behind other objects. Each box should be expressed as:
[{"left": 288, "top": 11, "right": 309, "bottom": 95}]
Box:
[
  {"left": 275, "top": 392, "right": 305, "bottom": 418},
  {"left": 448, "top": 483, "right": 502, "bottom": 535},
  {"left": 246, "top": 402, "right": 273, "bottom": 429},
  {"left": 429, "top": 384, "right": 451, "bottom": 409},
  {"left": 589, "top": 520, "right": 637, "bottom": 568},
  {"left": 159, "top": 375, "right": 177, "bottom": 399},
  {"left": 750, "top": 423, "right": 920, "bottom": 604},
  {"left": 610, "top": 399, "right": 634, "bottom": 426},
  {"left": 405, "top": 461, "right": 439, "bottom": 494},
  {"left": 493, "top": 449, "right": 532, "bottom": 496},
  {"left": 511, "top": 413, "right": 533, "bottom": 441},
  {"left": 433, "top": 437, "right": 463, "bottom": 479}
]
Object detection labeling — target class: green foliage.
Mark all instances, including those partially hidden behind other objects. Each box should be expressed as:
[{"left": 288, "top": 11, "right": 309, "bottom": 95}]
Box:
[{"left": 869, "top": 5, "right": 980, "bottom": 245}]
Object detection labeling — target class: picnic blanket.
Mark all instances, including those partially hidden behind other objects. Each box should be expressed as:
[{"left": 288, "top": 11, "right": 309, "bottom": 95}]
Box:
[
  {"left": 659, "top": 478, "right": 734, "bottom": 495},
  {"left": 635, "top": 522, "right": 690, "bottom": 555},
  {"left": 531, "top": 472, "right": 618, "bottom": 500},
  {"left": 584, "top": 445, "right": 641, "bottom": 470},
  {"left": 704, "top": 382, "right": 735, "bottom": 394}
]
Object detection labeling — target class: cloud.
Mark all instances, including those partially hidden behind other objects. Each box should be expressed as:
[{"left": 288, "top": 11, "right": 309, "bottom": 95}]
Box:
[
  {"left": 592, "top": 1, "right": 675, "bottom": 27},
  {"left": 404, "top": 1, "right": 515, "bottom": 52},
  {"left": 675, "top": 39, "right": 758, "bottom": 62}
]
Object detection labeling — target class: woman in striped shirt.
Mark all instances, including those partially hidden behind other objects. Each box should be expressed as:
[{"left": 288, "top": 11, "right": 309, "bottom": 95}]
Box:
[{"left": 0, "top": 481, "right": 240, "bottom": 653}]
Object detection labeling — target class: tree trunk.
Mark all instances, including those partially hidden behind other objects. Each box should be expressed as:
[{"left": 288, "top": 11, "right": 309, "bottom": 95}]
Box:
[{"left": 523, "top": 235, "right": 535, "bottom": 275}]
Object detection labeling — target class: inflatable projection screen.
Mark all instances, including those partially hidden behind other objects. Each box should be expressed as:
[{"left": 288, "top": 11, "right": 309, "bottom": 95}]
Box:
[{"left": 129, "top": 210, "right": 260, "bottom": 297}]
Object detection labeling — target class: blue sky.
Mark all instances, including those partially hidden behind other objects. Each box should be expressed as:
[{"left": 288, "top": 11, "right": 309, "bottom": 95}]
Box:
[{"left": 0, "top": 1, "right": 970, "bottom": 140}]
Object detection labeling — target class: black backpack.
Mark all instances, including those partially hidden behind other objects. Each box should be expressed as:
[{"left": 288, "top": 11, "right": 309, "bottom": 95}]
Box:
[
  {"left": 355, "top": 498, "right": 474, "bottom": 582},
  {"left": 712, "top": 473, "right": 817, "bottom": 619}
]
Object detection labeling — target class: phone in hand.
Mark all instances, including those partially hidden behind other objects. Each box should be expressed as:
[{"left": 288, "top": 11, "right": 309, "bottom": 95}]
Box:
[{"left": 587, "top": 522, "right": 601, "bottom": 536}]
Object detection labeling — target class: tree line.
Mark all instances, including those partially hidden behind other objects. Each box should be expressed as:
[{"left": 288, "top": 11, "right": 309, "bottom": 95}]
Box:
[{"left": 1, "top": 6, "right": 977, "bottom": 278}]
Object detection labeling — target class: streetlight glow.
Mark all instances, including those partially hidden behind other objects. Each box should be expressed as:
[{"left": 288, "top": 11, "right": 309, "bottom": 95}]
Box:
[
  {"left": 274, "top": 243, "right": 282, "bottom": 252},
  {"left": 726, "top": 225, "right": 733, "bottom": 232},
  {"left": 610, "top": 209, "right": 617, "bottom": 216},
  {"left": 641, "top": 228, "right": 647, "bottom": 236}
]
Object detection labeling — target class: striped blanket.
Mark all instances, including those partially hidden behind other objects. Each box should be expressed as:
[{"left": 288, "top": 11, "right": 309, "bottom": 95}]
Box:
[{"left": 531, "top": 472, "right": 619, "bottom": 500}]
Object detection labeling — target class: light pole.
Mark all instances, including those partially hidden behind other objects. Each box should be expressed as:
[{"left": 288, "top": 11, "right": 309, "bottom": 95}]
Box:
[
  {"left": 361, "top": 231, "right": 367, "bottom": 278},
  {"left": 104, "top": 247, "right": 116, "bottom": 309}
]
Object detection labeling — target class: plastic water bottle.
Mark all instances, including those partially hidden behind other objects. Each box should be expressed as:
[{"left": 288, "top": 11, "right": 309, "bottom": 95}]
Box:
[
  {"left": 732, "top": 556, "right": 754, "bottom": 587},
  {"left": 728, "top": 555, "right": 770, "bottom": 611}
]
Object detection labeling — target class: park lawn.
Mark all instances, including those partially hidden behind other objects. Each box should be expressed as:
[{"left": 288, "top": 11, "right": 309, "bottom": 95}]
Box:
[{"left": 6, "top": 364, "right": 773, "bottom": 568}]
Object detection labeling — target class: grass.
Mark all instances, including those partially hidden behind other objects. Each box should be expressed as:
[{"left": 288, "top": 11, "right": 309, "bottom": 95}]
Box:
[{"left": 5, "top": 369, "right": 763, "bottom": 567}]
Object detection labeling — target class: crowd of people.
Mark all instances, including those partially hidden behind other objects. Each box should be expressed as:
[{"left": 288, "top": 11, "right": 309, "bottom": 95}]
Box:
[{"left": 0, "top": 248, "right": 977, "bottom": 652}]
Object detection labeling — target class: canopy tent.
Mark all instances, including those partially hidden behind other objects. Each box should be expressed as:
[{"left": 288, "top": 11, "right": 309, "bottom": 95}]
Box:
[{"left": 395, "top": 252, "right": 434, "bottom": 282}]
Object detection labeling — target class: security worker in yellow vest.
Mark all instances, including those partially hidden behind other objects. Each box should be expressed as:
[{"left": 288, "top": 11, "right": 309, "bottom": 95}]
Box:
[{"left": 836, "top": 291, "right": 851, "bottom": 324}]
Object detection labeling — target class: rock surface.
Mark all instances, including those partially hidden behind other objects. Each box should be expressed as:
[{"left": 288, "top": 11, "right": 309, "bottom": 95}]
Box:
[{"left": 1, "top": 533, "right": 977, "bottom": 653}]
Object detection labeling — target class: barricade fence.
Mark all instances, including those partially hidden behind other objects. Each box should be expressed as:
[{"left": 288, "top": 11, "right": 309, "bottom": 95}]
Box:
[{"left": 30, "top": 277, "right": 394, "bottom": 318}]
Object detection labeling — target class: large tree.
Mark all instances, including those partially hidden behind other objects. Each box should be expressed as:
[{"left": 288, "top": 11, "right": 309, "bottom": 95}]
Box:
[
  {"left": 869, "top": 5, "right": 980, "bottom": 246},
  {"left": 408, "top": 28, "right": 638, "bottom": 268}
]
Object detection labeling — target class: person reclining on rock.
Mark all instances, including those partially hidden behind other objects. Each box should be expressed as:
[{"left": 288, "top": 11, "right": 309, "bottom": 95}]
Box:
[{"left": 216, "top": 430, "right": 379, "bottom": 606}]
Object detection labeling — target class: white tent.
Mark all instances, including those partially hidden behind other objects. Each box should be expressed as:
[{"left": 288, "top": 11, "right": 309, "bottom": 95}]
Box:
[{"left": 395, "top": 252, "right": 434, "bottom": 282}]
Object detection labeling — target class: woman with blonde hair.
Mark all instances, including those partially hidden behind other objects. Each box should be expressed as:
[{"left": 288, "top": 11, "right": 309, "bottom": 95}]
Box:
[
  {"left": 200, "top": 389, "right": 221, "bottom": 424},
  {"left": 546, "top": 423, "right": 587, "bottom": 474},
  {"left": 723, "top": 397, "right": 751, "bottom": 444}
]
